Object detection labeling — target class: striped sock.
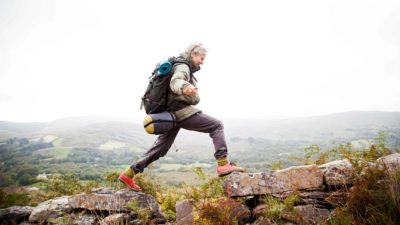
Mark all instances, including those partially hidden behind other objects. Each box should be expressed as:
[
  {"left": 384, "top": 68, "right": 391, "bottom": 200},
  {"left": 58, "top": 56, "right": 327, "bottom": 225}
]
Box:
[
  {"left": 217, "top": 157, "right": 229, "bottom": 166},
  {"left": 123, "top": 167, "right": 136, "bottom": 178}
]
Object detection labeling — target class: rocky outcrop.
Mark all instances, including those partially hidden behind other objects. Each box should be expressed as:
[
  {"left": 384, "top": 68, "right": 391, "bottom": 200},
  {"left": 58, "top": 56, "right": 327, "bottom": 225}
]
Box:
[
  {"left": 223, "top": 153, "right": 400, "bottom": 224},
  {"left": 223, "top": 165, "right": 323, "bottom": 197},
  {"left": 0, "top": 206, "right": 34, "bottom": 225},
  {"left": 28, "top": 188, "right": 165, "bottom": 224},
  {"left": 3, "top": 153, "right": 399, "bottom": 225}
]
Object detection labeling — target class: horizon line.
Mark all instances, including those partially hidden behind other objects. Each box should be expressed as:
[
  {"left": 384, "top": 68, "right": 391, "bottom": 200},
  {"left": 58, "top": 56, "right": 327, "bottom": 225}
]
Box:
[{"left": 1, "top": 110, "right": 399, "bottom": 123}]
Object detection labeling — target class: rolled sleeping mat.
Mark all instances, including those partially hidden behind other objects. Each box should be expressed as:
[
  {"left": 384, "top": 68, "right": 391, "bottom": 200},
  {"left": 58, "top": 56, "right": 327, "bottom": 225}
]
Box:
[
  {"left": 157, "top": 60, "right": 172, "bottom": 76},
  {"left": 143, "top": 111, "right": 176, "bottom": 135}
]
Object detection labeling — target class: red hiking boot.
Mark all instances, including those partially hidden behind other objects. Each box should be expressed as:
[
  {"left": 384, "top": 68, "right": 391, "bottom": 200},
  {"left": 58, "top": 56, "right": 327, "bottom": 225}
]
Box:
[
  {"left": 217, "top": 162, "right": 246, "bottom": 177},
  {"left": 118, "top": 171, "right": 142, "bottom": 191}
]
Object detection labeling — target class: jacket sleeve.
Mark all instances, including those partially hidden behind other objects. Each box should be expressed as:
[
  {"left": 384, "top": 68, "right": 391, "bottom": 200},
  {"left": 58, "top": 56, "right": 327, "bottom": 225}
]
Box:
[
  {"left": 169, "top": 63, "right": 200, "bottom": 105},
  {"left": 170, "top": 63, "right": 191, "bottom": 95}
]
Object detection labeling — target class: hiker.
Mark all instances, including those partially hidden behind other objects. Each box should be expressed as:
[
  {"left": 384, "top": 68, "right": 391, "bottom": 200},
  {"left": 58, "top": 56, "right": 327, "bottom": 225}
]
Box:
[{"left": 119, "top": 43, "right": 245, "bottom": 191}]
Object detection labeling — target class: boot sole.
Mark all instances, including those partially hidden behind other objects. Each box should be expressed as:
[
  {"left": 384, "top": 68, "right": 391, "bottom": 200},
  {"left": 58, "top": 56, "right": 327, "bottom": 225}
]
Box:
[{"left": 218, "top": 169, "right": 245, "bottom": 177}]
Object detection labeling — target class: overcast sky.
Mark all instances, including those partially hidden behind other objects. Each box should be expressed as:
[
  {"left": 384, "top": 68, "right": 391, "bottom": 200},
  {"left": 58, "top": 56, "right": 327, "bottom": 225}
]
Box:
[{"left": 0, "top": 0, "right": 399, "bottom": 122}]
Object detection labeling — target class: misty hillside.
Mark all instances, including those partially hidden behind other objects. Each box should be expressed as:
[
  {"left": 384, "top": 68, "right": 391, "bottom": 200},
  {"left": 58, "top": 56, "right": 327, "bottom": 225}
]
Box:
[
  {"left": 0, "top": 111, "right": 400, "bottom": 186},
  {"left": 1, "top": 111, "right": 400, "bottom": 149}
]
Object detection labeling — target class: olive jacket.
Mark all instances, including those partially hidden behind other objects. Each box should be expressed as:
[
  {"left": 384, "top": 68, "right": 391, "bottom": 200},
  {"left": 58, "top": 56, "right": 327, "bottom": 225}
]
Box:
[{"left": 167, "top": 54, "right": 201, "bottom": 122}]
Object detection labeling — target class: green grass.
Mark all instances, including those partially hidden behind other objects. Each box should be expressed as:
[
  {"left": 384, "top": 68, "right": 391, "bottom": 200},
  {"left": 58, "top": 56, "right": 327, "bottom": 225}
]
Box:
[
  {"left": 157, "top": 163, "right": 212, "bottom": 171},
  {"left": 158, "top": 163, "right": 185, "bottom": 170},
  {"left": 34, "top": 147, "right": 73, "bottom": 159},
  {"left": 98, "top": 140, "right": 126, "bottom": 150},
  {"left": 52, "top": 138, "right": 64, "bottom": 147}
]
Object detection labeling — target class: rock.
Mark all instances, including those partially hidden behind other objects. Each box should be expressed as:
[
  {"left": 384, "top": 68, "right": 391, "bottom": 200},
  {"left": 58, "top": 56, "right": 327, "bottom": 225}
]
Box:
[
  {"left": 100, "top": 213, "right": 130, "bottom": 225},
  {"left": 69, "top": 189, "right": 160, "bottom": 214},
  {"left": 298, "top": 190, "right": 331, "bottom": 208},
  {"left": 298, "top": 190, "right": 329, "bottom": 200},
  {"left": 319, "top": 159, "right": 354, "bottom": 186},
  {"left": 74, "top": 214, "right": 98, "bottom": 225},
  {"left": 223, "top": 165, "right": 323, "bottom": 197},
  {"left": 91, "top": 187, "right": 114, "bottom": 194},
  {"left": 29, "top": 196, "right": 72, "bottom": 223},
  {"left": 46, "top": 213, "right": 98, "bottom": 225},
  {"left": 283, "top": 205, "right": 330, "bottom": 224},
  {"left": 70, "top": 189, "right": 165, "bottom": 223},
  {"left": 251, "top": 216, "right": 277, "bottom": 225},
  {"left": 325, "top": 190, "right": 349, "bottom": 207},
  {"left": 175, "top": 199, "right": 195, "bottom": 225},
  {"left": 0, "top": 206, "right": 34, "bottom": 225},
  {"left": 377, "top": 153, "right": 400, "bottom": 174},
  {"left": 18, "top": 222, "right": 35, "bottom": 225},
  {"left": 271, "top": 191, "right": 293, "bottom": 200},
  {"left": 221, "top": 198, "right": 251, "bottom": 224},
  {"left": 252, "top": 204, "right": 267, "bottom": 218}
]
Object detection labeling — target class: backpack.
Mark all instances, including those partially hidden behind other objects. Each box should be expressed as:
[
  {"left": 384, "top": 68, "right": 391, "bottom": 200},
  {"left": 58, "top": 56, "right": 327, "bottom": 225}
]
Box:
[{"left": 140, "top": 57, "right": 192, "bottom": 114}]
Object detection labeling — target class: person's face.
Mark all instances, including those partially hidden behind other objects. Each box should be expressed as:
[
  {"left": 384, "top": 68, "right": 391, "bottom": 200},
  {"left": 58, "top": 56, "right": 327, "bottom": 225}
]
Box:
[{"left": 191, "top": 53, "right": 206, "bottom": 67}]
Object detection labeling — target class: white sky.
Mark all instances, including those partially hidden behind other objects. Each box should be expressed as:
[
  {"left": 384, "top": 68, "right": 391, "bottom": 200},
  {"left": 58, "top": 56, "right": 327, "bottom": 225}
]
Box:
[{"left": 0, "top": 0, "right": 399, "bottom": 122}]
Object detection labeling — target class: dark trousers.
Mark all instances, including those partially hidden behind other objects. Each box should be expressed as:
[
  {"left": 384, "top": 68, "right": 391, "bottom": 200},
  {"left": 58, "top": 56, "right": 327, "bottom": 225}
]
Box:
[{"left": 131, "top": 112, "right": 228, "bottom": 173}]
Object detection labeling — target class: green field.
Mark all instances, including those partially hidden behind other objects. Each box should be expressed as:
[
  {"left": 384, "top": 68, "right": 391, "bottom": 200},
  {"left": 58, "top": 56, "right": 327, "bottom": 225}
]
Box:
[
  {"left": 157, "top": 162, "right": 212, "bottom": 171},
  {"left": 52, "top": 138, "right": 63, "bottom": 147},
  {"left": 34, "top": 147, "right": 73, "bottom": 160},
  {"left": 99, "top": 140, "right": 127, "bottom": 150}
]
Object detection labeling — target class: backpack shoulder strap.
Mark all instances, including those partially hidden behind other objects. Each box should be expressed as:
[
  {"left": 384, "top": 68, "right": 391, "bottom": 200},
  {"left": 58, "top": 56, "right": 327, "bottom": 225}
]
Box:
[{"left": 169, "top": 57, "right": 195, "bottom": 82}]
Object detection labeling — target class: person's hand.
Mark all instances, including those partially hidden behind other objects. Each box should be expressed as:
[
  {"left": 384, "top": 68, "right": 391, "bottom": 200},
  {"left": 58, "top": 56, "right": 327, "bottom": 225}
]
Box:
[{"left": 183, "top": 84, "right": 198, "bottom": 96}]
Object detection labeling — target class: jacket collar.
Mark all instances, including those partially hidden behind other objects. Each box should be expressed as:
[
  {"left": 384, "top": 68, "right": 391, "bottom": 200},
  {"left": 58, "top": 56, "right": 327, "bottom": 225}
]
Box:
[{"left": 177, "top": 55, "right": 201, "bottom": 73}]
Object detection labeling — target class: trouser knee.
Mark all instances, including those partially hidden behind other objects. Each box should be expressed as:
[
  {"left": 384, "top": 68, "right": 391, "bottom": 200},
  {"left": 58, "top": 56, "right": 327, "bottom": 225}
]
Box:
[{"left": 212, "top": 119, "right": 224, "bottom": 132}]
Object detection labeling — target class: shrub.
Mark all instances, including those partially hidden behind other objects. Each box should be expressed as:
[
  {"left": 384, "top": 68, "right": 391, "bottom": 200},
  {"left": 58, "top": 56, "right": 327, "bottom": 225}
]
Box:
[
  {"left": 324, "top": 132, "right": 399, "bottom": 224},
  {"left": 103, "top": 171, "right": 125, "bottom": 190},
  {"left": 44, "top": 174, "right": 83, "bottom": 197},
  {"left": 133, "top": 172, "right": 162, "bottom": 198},
  {"left": 193, "top": 197, "right": 240, "bottom": 225},
  {"left": 126, "top": 199, "right": 150, "bottom": 224},
  {"left": 183, "top": 167, "right": 224, "bottom": 200},
  {"left": 0, "top": 188, "right": 31, "bottom": 208},
  {"left": 157, "top": 190, "right": 184, "bottom": 220},
  {"left": 262, "top": 192, "right": 300, "bottom": 223}
]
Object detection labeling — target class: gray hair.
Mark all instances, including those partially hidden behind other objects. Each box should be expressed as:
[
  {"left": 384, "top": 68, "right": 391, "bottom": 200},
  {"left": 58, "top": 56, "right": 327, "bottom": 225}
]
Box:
[{"left": 181, "top": 43, "right": 208, "bottom": 59}]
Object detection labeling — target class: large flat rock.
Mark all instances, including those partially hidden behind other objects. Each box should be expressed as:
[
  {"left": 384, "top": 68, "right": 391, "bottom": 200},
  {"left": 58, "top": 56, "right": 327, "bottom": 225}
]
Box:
[
  {"left": 223, "top": 165, "right": 323, "bottom": 197},
  {"left": 69, "top": 190, "right": 159, "bottom": 213}
]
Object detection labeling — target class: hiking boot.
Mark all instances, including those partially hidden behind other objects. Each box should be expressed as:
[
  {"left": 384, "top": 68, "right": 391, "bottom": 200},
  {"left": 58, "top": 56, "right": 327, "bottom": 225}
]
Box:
[
  {"left": 118, "top": 171, "right": 142, "bottom": 191},
  {"left": 217, "top": 162, "right": 246, "bottom": 177}
]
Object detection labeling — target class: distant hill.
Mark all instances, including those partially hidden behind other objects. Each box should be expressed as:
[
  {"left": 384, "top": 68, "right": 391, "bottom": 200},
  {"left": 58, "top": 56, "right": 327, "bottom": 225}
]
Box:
[
  {"left": 0, "top": 121, "right": 48, "bottom": 136},
  {"left": 222, "top": 111, "right": 399, "bottom": 140},
  {"left": 1, "top": 111, "right": 400, "bottom": 147}
]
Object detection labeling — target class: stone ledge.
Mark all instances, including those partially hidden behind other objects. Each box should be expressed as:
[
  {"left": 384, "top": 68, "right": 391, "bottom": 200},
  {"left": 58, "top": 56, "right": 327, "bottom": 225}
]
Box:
[{"left": 223, "top": 165, "right": 323, "bottom": 197}]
